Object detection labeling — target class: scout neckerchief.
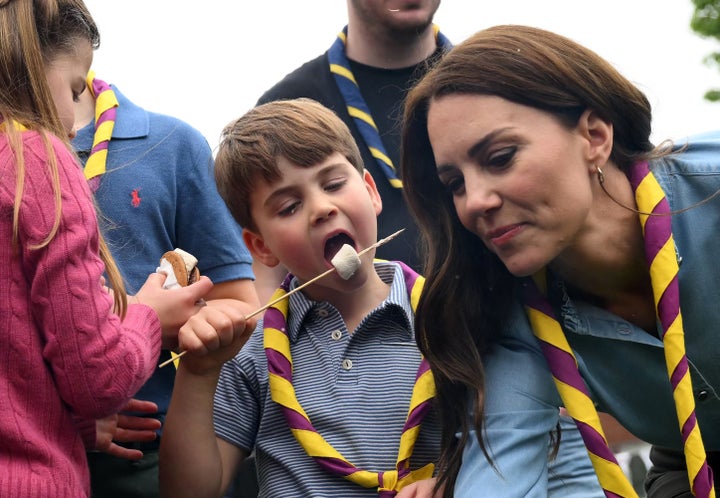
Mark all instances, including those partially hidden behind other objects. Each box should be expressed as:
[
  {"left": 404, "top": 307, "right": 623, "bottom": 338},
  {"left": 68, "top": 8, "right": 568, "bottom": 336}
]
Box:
[
  {"left": 523, "top": 161, "right": 714, "bottom": 498},
  {"left": 83, "top": 70, "right": 118, "bottom": 192},
  {"left": 264, "top": 261, "right": 435, "bottom": 496},
  {"left": 328, "top": 25, "right": 451, "bottom": 189},
  {"left": 83, "top": 74, "right": 184, "bottom": 371},
  {"left": 1, "top": 120, "right": 27, "bottom": 131}
]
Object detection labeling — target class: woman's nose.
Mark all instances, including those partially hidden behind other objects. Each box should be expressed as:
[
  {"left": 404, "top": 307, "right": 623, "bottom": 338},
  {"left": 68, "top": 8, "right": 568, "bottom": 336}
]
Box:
[{"left": 463, "top": 174, "right": 501, "bottom": 217}]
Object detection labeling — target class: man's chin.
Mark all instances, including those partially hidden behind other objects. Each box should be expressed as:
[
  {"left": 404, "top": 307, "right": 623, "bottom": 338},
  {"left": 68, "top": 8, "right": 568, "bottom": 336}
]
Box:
[{"left": 384, "top": 17, "right": 433, "bottom": 36}]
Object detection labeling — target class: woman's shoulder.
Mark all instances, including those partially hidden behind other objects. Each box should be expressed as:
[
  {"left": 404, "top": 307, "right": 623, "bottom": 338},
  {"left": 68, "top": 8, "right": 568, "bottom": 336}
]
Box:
[{"left": 652, "top": 130, "right": 720, "bottom": 176}]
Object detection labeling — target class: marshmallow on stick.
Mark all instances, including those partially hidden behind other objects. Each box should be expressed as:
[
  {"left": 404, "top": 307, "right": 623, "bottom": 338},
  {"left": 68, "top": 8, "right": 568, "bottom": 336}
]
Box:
[
  {"left": 159, "top": 229, "right": 404, "bottom": 368},
  {"left": 331, "top": 244, "right": 362, "bottom": 280}
]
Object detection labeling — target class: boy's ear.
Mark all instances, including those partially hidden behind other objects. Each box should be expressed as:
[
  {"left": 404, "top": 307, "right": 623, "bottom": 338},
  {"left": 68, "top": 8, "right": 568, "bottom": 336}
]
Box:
[
  {"left": 578, "top": 109, "right": 613, "bottom": 171},
  {"left": 242, "top": 229, "right": 280, "bottom": 267},
  {"left": 363, "top": 169, "right": 383, "bottom": 216}
]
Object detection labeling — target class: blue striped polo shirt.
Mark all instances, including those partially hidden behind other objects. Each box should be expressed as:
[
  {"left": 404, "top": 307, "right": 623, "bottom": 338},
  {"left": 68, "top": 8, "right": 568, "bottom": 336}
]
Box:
[{"left": 213, "top": 261, "right": 440, "bottom": 497}]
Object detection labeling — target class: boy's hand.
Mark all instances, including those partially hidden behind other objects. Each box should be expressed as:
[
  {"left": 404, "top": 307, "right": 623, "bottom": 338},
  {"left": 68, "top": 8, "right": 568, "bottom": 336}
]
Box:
[
  {"left": 177, "top": 298, "right": 257, "bottom": 375},
  {"left": 134, "top": 272, "right": 214, "bottom": 350}
]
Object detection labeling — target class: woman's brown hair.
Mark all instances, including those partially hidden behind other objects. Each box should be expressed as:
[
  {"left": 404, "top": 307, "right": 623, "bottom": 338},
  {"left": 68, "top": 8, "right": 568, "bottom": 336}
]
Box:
[{"left": 400, "top": 24, "right": 654, "bottom": 496}]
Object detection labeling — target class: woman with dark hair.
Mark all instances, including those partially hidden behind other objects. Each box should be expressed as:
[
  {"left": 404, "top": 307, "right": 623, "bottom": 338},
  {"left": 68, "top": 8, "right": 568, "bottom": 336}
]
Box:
[{"left": 399, "top": 24, "right": 720, "bottom": 498}]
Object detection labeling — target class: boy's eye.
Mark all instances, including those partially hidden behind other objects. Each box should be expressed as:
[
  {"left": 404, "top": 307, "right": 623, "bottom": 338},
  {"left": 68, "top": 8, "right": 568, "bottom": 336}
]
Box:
[
  {"left": 277, "top": 200, "right": 300, "bottom": 217},
  {"left": 324, "top": 178, "right": 347, "bottom": 192}
]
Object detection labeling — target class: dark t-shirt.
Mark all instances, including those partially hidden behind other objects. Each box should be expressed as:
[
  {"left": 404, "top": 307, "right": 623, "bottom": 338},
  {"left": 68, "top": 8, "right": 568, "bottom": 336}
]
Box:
[{"left": 257, "top": 51, "right": 443, "bottom": 272}]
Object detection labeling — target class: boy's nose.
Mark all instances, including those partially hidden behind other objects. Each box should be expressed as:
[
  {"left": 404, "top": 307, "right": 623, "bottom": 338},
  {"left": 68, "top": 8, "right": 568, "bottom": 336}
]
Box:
[{"left": 310, "top": 197, "right": 338, "bottom": 225}]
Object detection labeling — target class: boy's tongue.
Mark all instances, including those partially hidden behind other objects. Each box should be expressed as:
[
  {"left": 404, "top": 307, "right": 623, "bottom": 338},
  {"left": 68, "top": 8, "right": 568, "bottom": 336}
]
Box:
[{"left": 324, "top": 233, "right": 355, "bottom": 262}]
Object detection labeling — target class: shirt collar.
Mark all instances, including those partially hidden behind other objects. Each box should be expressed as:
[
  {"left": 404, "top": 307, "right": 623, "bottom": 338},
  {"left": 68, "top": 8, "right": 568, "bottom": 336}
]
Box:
[
  {"left": 284, "top": 261, "right": 414, "bottom": 343},
  {"left": 549, "top": 274, "right": 663, "bottom": 347},
  {"left": 73, "top": 85, "right": 150, "bottom": 152}
]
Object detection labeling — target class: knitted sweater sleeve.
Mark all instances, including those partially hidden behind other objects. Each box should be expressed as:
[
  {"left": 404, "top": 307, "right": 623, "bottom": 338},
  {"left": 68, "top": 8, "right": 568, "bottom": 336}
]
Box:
[{"left": 17, "top": 132, "right": 161, "bottom": 419}]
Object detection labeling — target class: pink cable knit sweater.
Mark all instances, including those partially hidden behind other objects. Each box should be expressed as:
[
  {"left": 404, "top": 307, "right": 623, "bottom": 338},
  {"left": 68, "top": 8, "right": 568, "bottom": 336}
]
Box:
[{"left": 0, "top": 131, "right": 161, "bottom": 497}]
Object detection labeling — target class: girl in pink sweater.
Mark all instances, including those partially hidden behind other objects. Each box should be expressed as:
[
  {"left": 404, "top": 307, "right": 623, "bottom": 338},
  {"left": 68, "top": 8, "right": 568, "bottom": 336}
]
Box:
[{"left": 0, "top": 1, "right": 216, "bottom": 495}]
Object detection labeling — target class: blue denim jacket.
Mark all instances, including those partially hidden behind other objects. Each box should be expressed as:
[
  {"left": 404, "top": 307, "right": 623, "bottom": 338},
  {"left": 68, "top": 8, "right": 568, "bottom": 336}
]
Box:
[{"left": 456, "top": 131, "right": 720, "bottom": 496}]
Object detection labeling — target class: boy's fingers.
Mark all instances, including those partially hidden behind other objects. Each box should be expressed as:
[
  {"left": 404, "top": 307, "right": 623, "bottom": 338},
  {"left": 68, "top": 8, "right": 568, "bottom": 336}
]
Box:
[
  {"left": 178, "top": 328, "right": 207, "bottom": 354},
  {"left": 179, "top": 310, "right": 246, "bottom": 356},
  {"left": 179, "top": 318, "right": 223, "bottom": 354}
]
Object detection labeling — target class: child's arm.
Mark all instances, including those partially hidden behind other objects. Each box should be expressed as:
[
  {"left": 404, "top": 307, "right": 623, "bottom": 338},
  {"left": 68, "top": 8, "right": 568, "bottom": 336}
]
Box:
[
  {"left": 160, "top": 364, "right": 245, "bottom": 497},
  {"left": 205, "top": 279, "right": 260, "bottom": 308},
  {"left": 159, "top": 301, "right": 255, "bottom": 498}
]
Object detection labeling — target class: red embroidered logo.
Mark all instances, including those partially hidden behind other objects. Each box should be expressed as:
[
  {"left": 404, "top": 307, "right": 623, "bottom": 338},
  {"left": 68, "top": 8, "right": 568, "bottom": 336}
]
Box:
[{"left": 131, "top": 188, "right": 141, "bottom": 207}]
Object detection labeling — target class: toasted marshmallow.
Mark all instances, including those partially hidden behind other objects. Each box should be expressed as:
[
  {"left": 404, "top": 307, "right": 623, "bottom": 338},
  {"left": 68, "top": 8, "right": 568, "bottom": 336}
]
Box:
[
  {"left": 331, "top": 244, "right": 361, "bottom": 280},
  {"left": 159, "top": 248, "right": 200, "bottom": 287},
  {"left": 173, "top": 248, "right": 198, "bottom": 274}
]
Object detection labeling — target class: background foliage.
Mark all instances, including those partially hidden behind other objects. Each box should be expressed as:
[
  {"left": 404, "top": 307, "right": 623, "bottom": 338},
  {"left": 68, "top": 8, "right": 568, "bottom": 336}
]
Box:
[{"left": 691, "top": 0, "right": 720, "bottom": 101}]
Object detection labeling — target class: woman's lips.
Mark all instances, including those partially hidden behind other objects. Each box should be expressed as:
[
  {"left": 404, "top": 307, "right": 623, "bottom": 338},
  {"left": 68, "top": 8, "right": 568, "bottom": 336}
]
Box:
[{"left": 487, "top": 223, "right": 523, "bottom": 246}]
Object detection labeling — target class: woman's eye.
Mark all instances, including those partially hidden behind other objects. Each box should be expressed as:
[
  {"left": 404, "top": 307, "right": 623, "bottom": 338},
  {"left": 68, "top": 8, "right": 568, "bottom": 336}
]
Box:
[
  {"left": 441, "top": 175, "right": 465, "bottom": 195},
  {"left": 487, "top": 146, "right": 517, "bottom": 168}
]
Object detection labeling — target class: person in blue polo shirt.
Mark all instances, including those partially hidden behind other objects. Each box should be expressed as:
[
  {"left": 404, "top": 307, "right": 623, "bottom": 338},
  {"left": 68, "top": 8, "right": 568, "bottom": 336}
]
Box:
[{"left": 73, "top": 72, "right": 259, "bottom": 498}]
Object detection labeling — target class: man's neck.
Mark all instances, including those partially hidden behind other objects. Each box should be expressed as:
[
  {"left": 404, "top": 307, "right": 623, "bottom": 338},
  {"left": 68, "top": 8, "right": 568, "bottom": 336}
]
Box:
[{"left": 344, "top": 22, "right": 436, "bottom": 69}]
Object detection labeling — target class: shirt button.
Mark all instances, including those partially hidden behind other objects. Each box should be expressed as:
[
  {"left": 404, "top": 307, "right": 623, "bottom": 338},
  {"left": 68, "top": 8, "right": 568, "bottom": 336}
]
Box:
[
  {"left": 342, "top": 359, "right": 353, "bottom": 370},
  {"left": 331, "top": 330, "right": 342, "bottom": 340},
  {"left": 697, "top": 390, "right": 709, "bottom": 401},
  {"left": 616, "top": 324, "right": 632, "bottom": 335},
  {"left": 317, "top": 309, "right": 329, "bottom": 318}
]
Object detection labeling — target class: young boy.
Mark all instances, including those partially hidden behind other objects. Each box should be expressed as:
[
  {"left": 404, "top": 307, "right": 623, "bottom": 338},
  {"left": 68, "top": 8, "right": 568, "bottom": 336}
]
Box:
[
  {"left": 159, "top": 98, "right": 440, "bottom": 497},
  {"left": 159, "top": 99, "right": 602, "bottom": 498}
]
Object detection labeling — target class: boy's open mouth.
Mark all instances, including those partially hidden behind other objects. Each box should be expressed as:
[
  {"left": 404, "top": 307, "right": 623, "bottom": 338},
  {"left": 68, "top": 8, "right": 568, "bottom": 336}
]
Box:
[{"left": 324, "top": 233, "right": 356, "bottom": 263}]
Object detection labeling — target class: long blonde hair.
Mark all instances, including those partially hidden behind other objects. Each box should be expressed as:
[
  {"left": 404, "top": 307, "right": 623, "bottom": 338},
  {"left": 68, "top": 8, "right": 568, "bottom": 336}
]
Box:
[{"left": 0, "top": 0, "right": 127, "bottom": 316}]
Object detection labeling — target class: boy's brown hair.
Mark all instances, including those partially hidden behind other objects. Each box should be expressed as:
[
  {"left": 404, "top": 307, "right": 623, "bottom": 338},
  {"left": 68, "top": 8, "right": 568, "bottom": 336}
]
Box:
[{"left": 215, "top": 98, "right": 364, "bottom": 231}]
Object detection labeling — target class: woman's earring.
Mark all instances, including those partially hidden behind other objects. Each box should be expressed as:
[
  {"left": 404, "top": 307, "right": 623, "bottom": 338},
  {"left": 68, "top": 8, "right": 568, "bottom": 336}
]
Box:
[{"left": 596, "top": 165, "right": 605, "bottom": 185}]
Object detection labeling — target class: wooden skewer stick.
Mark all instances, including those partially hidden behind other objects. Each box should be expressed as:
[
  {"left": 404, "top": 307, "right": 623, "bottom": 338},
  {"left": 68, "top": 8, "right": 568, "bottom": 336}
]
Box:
[{"left": 159, "top": 228, "right": 405, "bottom": 368}]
